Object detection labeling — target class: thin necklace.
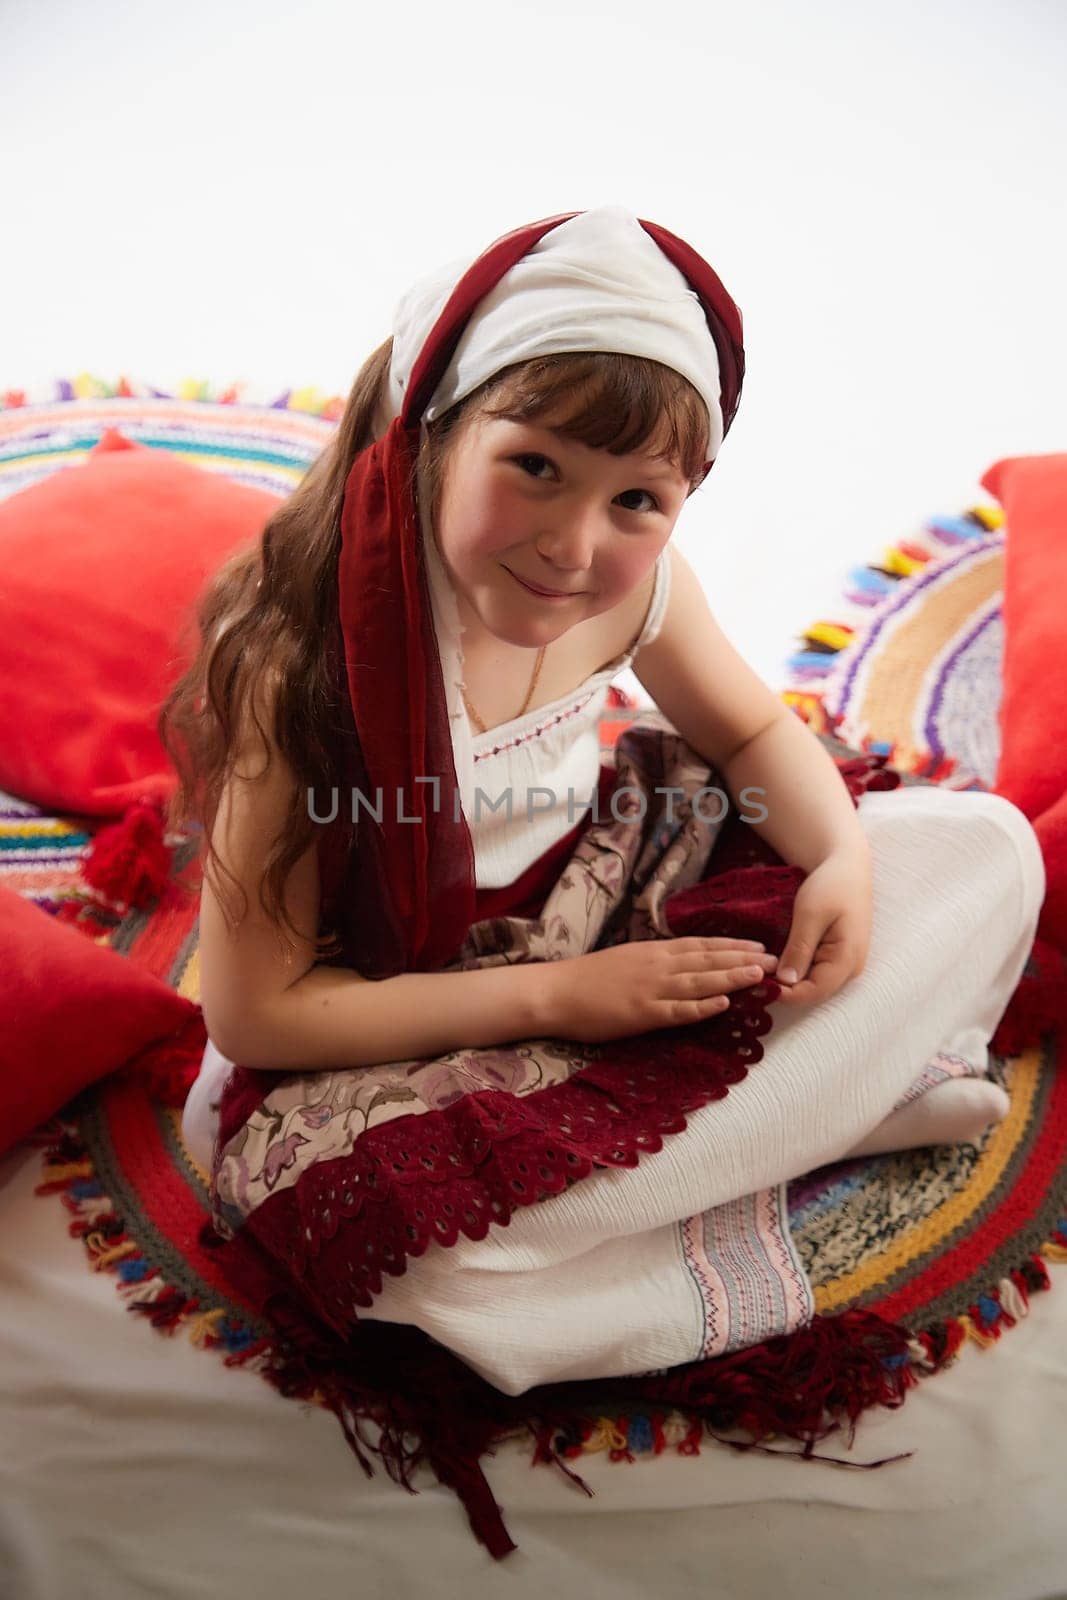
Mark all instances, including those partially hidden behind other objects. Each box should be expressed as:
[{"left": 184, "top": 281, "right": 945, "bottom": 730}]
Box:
[{"left": 461, "top": 644, "right": 546, "bottom": 734}]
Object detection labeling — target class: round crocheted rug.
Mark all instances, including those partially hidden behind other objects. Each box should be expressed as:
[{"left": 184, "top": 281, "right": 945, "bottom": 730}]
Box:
[
  {"left": 8, "top": 377, "right": 1066, "bottom": 1492},
  {"left": 779, "top": 505, "right": 1005, "bottom": 791},
  {"left": 774, "top": 503, "right": 1066, "bottom": 1345}
]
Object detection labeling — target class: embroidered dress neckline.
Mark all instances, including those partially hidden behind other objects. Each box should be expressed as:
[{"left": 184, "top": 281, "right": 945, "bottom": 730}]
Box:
[
  {"left": 466, "top": 656, "right": 628, "bottom": 746},
  {"left": 466, "top": 561, "right": 663, "bottom": 745},
  {"left": 463, "top": 547, "right": 668, "bottom": 745}
]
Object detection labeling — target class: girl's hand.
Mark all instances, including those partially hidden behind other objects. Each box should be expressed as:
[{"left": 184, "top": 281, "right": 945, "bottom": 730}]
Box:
[
  {"left": 773, "top": 844, "right": 873, "bottom": 1009},
  {"left": 545, "top": 936, "right": 779, "bottom": 1045}
]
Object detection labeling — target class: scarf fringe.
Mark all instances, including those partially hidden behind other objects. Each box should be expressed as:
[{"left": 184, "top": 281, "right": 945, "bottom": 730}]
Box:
[{"left": 27, "top": 1111, "right": 1067, "bottom": 1562}]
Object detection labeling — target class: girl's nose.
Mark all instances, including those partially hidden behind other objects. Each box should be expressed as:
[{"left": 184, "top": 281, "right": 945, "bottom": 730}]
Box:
[{"left": 535, "top": 509, "right": 601, "bottom": 571}]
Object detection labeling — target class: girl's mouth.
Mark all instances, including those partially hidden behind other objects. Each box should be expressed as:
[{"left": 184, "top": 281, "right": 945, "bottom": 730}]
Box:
[{"left": 505, "top": 567, "right": 583, "bottom": 600}]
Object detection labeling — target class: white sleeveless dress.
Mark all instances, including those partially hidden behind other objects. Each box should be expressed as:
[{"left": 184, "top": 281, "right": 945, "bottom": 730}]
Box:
[
  {"left": 360, "top": 792, "right": 1045, "bottom": 1394},
  {"left": 180, "top": 545, "right": 673, "bottom": 1173},
  {"left": 455, "top": 545, "right": 671, "bottom": 888},
  {"left": 183, "top": 525, "right": 1046, "bottom": 1392}
]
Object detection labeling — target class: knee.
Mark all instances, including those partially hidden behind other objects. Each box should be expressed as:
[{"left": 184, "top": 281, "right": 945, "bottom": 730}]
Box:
[
  {"left": 859, "top": 784, "right": 1046, "bottom": 927},
  {"left": 959, "top": 791, "right": 1046, "bottom": 925}
]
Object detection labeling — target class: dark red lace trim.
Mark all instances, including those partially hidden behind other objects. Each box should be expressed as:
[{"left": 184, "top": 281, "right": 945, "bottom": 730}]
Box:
[{"left": 215, "top": 753, "right": 900, "bottom": 1341}]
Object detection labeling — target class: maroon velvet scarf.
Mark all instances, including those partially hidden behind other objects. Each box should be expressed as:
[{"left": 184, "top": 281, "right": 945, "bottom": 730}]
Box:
[{"left": 315, "top": 211, "right": 746, "bottom": 981}]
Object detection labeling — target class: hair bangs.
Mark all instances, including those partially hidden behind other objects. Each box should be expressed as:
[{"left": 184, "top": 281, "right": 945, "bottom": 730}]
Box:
[{"left": 474, "top": 352, "right": 711, "bottom": 490}]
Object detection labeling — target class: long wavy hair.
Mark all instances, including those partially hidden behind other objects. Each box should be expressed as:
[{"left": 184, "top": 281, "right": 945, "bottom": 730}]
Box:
[{"left": 158, "top": 340, "right": 712, "bottom": 958}]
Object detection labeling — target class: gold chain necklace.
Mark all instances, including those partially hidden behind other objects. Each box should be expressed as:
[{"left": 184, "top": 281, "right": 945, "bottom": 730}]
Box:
[{"left": 460, "top": 644, "right": 546, "bottom": 734}]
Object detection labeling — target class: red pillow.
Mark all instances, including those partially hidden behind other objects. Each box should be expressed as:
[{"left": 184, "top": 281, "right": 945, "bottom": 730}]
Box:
[
  {"left": 0, "top": 428, "right": 281, "bottom": 817},
  {"left": 0, "top": 884, "right": 199, "bottom": 1159},
  {"left": 982, "top": 452, "right": 1067, "bottom": 948}
]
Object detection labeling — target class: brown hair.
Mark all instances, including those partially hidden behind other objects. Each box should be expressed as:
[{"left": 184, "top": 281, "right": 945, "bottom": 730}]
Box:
[{"left": 158, "top": 342, "right": 711, "bottom": 958}]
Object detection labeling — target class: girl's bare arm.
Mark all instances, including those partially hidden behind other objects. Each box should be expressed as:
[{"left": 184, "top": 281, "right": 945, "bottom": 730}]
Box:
[
  {"left": 199, "top": 658, "right": 770, "bottom": 1073},
  {"left": 223, "top": 960, "right": 554, "bottom": 1072},
  {"left": 198, "top": 674, "right": 555, "bottom": 1071}
]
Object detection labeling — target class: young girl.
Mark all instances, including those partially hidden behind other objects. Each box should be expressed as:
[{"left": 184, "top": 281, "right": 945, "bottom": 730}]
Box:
[{"left": 168, "top": 205, "right": 1043, "bottom": 1400}]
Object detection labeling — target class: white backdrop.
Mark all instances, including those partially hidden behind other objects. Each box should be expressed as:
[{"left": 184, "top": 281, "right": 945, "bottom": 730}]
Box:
[{"left": 1, "top": 0, "right": 1064, "bottom": 691}]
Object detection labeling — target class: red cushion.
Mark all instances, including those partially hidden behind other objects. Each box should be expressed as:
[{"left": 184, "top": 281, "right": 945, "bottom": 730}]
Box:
[
  {"left": 982, "top": 452, "right": 1067, "bottom": 947},
  {"left": 0, "top": 884, "right": 198, "bottom": 1159},
  {"left": 0, "top": 428, "right": 281, "bottom": 816}
]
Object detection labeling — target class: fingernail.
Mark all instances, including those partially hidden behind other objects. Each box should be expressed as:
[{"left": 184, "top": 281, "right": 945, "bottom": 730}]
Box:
[{"left": 779, "top": 966, "right": 797, "bottom": 984}]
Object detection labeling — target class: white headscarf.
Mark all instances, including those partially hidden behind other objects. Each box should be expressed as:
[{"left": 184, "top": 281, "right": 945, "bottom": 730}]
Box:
[
  {"left": 381, "top": 204, "right": 725, "bottom": 460},
  {"left": 379, "top": 204, "right": 730, "bottom": 838}
]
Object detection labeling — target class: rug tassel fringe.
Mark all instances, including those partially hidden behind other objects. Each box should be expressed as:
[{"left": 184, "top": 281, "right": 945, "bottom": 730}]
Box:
[
  {"left": 27, "top": 1110, "right": 1067, "bottom": 1563},
  {"left": 31, "top": 1120, "right": 268, "bottom": 1363},
  {"left": 31, "top": 1113, "right": 1067, "bottom": 1392},
  {"left": 1, "top": 372, "right": 349, "bottom": 420},
  {"left": 783, "top": 505, "right": 1004, "bottom": 683}
]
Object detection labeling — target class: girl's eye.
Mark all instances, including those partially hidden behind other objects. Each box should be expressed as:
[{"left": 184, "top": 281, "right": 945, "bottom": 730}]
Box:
[
  {"left": 511, "top": 454, "right": 660, "bottom": 513},
  {"left": 514, "top": 453, "right": 555, "bottom": 482}
]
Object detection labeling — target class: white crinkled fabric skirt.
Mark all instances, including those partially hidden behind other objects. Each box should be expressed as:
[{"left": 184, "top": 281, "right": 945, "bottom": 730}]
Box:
[{"left": 182, "top": 784, "right": 1046, "bottom": 1396}]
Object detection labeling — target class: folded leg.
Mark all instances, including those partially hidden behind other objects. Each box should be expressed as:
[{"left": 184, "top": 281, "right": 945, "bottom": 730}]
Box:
[
  {"left": 363, "top": 785, "right": 1046, "bottom": 1392},
  {"left": 181, "top": 1037, "right": 232, "bottom": 1175},
  {"left": 842, "top": 1074, "right": 1010, "bottom": 1158}
]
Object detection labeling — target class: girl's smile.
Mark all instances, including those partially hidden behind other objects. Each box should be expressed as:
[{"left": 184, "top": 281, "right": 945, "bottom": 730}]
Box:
[
  {"left": 503, "top": 566, "right": 588, "bottom": 600},
  {"left": 432, "top": 414, "right": 690, "bottom": 651}
]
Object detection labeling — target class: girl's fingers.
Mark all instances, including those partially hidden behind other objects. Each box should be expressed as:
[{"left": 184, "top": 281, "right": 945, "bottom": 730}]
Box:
[
  {"left": 773, "top": 963, "right": 847, "bottom": 1006},
  {"left": 699, "top": 937, "right": 765, "bottom": 950},
  {"left": 698, "top": 952, "right": 778, "bottom": 973},
  {"left": 676, "top": 940, "right": 780, "bottom": 982},
  {"left": 682, "top": 964, "right": 775, "bottom": 999}
]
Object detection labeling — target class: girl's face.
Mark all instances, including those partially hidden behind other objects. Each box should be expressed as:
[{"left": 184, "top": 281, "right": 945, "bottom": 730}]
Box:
[{"left": 429, "top": 410, "right": 692, "bottom": 651}]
